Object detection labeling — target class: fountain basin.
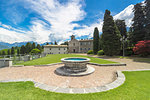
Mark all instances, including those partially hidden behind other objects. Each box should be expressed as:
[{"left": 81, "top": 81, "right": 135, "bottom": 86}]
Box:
[
  {"left": 61, "top": 57, "right": 90, "bottom": 73},
  {"left": 55, "top": 57, "right": 95, "bottom": 76}
]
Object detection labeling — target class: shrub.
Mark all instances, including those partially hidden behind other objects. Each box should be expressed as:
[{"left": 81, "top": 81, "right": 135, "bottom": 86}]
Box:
[
  {"left": 30, "top": 48, "right": 41, "bottom": 54},
  {"left": 97, "top": 50, "right": 104, "bottom": 56},
  {"left": 133, "top": 40, "right": 150, "bottom": 56},
  {"left": 125, "top": 48, "right": 134, "bottom": 56},
  {"left": 87, "top": 50, "right": 93, "bottom": 54}
]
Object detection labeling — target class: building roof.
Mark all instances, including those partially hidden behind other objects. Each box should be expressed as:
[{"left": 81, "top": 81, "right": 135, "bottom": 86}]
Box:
[
  {"left": 44, "top": 45, "right": 68, "bottom": 48},
  {"left": 79, "top": 39, "right": 93, "bottom": 42}
]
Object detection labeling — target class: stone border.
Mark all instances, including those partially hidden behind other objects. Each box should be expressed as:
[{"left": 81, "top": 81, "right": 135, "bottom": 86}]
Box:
[
  {"left": 87, "top": 62, "right": 126, "bottom": 66},
  {"left": 0, "top": 70, "right": 126, "bottom": 94},
  {"left": 0, "top": 69, "right": 150, "bottom": 93}
]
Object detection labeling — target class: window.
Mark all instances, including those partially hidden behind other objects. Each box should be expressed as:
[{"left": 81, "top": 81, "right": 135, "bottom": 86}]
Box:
[
  {"left": 80, "top": 43, "right": 82, "bottom": 45},
  {"left": 59, "top": 52, "right": 60, "bottom": 54},
  {"left": 50, "top": 48, "right": 51, "bottom": 50},
  {"left": 89, "top": 42, "right": 91, "bottom": 45},
  {"left": 85, "top": 42, "right": 86, "bottom": 45},
  {"left": 73, "top": 43, "right": 75, "bottom": 46},
  {"left": 85, "top": 48, "right": 86, "bottom": 50},
  {"left": 64, "top": 48, "right": 65, "bottom": 50},
  {"left": 80, "top": 48, "right": 82, "bottom": 50},
  {"left": 59, "top": 48, "right": 60, "bottom": 50},
  {"left": 64, "top": 52, "right": 65, "bottom": 54},
  {"left": 88, "top": 48, "right": 90, "bottom": 50}
]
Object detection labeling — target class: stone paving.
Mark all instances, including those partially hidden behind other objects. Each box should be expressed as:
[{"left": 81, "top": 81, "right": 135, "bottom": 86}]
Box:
[{"left": 0, "top": 57, "right": 150, "bottom": 93}]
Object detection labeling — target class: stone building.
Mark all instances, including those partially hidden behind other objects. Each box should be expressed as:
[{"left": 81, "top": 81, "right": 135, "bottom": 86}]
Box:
[
  {"left": 68, "top": 35, "right": 93, "bottom": 53},
  {"left": 43, "top": 45, "right": 68, "bottom": 54},
  {"left": 43, "top": 35, "right": 93, "bottom": 54}
]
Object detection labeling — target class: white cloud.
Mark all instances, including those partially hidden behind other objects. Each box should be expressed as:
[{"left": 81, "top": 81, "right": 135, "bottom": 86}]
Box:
[
  {"left": 114, "top": 5, "right": 134, "bottom": 27},
  {"left": 0, "top": 0, "right": 135, "bottom": 44}
]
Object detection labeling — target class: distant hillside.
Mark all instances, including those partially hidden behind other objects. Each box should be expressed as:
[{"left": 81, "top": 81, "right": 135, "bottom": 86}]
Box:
[
  {"left": 0, "top": 41, "right": 52, "bottom": 50},
  {"left": 0, "top": 44, "right": 9, "bottom": 50}
]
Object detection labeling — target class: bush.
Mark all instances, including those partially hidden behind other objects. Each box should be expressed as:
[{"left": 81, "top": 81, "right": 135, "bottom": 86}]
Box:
[
  {"left": 30, "top": 48, "right": 41, "bottom": 54},
  {"left": 125, "top": 48, "right": 134, "bottom": 56},
  {"left": 97, "top": 50, "right": 104, "bottom": 56},
  {"left": 87, "top": 50, "right": 93, "bottom": 54},
  {"left": 133, "top": 40, "right": 150, "bottom": 56}
]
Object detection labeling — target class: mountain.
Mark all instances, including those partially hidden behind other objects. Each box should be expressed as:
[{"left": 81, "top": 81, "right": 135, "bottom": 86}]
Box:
[{"left": 0, "top": 41, "right": 52, "bottom": 50}]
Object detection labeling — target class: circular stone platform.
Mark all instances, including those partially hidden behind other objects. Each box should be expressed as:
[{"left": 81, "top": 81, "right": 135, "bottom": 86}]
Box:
[{"left": 55, "top": 65, "right": 95, "bottom": 76}]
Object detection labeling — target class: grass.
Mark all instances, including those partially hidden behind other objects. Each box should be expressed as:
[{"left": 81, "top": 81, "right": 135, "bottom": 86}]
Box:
[
  {"left": 15, "top": 54, "right": 118, "bottom": 66},
  {"left": 0, "top": 71, "right": 150, "bottom": 100}
]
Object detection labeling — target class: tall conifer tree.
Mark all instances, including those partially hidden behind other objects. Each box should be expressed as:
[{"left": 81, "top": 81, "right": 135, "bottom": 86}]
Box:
[
  {"left": 102, "top": 10, "right": 121, "bottom": 56},
  {"left": 93, "top": 27, "right": 99, "bottom": 54},
  {"left": 145, "top": 0, "right": 150, "bottom": 40}
]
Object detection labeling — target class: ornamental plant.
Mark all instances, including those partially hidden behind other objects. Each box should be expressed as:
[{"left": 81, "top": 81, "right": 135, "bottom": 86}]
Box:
[{"left": 133, "top": 40, "right": 150, "bottom": 56}]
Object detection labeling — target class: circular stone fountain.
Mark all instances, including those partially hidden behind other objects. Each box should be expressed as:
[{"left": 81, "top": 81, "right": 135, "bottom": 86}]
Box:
[{"left": 55, "top": 57, "right": 95, "bottom": 76}]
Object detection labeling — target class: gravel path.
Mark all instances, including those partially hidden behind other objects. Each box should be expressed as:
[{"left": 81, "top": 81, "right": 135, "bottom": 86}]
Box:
[{"left": 0, "top": 58, "right": 149, "bottom": 88}]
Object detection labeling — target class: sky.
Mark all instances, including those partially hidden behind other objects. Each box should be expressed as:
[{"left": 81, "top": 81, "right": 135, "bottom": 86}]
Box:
[{"left": 0, "top": 0, "right": 144, "bottom": 44}]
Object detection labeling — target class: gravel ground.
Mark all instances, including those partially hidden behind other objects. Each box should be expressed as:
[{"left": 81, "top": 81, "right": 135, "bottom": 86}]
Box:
[{"left": 0, "top": 58, "right": 150, "bottom": 88}]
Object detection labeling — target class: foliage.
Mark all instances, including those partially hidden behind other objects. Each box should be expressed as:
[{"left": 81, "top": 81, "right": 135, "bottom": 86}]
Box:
[
  {"left": 87, "top": 50, "right": 93, "bottom": 54},
  {"left": 97, "top": 50, "right": 104, "bottom": 56},
  {"left": 17, "top": 48, "right": 20, "bottom": 55},
  {"left": 125, "top": 48, "right": 134, "bottom": 56},
  {"left": 7, "top": 49, "right": 11, "bottom": 55},
  {"left": 32, "top": 42, "right": 36, "bottom": 49},
  {"left": 61, "top": 41, "right": 68, "bottom": 45},
  {"left": 131, "top": 3, "right": 146, "bottom": 45},
  {"left": 93, "top": 27, "right": 100, "bottom": 54},
  {"left": 37, "top": 44, "right": 42, "bottom": 51},
  {"left": 20, "top": 45, "right": 26, "bottom": 54},
  {"left": 102, "top": 10, "right": 121, "bottom": 56},
  {"left": 115, "top": 19, "right": 127, "bottom": 38},
  {"left": 16, "top": 54, "right": 117, "bottom": 66},
  {"left": 2, "top": 51, "right": 6, "bottom": 55},
  {"left": 54, "top": 41, "right": 58, "bottom": 45},
  {"left": 30, "top": 48, "right": 41, "bottom": 54},
  {"left": 11, "top": 47, "right": 15, "bottom": 55},
  {"left": 145, "top": 0, "right": 150, "bottom": 40},
  {"left": 25, "top": 42, "right": 32, "bottom": 54},
  {"left": 133, "top": 40, "right": 150, "bottom": 56}
]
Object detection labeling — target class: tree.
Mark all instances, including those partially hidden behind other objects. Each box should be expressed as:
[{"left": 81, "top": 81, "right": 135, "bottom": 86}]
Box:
[
  {"left": 93, "top": 27, "right": 99, "bottom": 54},
  {"left": 50, "top": 42, "right": 53, "bottom": 45},
  {"left": 17, "top": 48, "right": 20, "bottom": 55},
  {"left": 7, "top": 49, "right": 11, "bottom": 55},
  {"left": 101, "top": 10, "right": 121, "bottom": 56},
  {"left": 2, "top": 51, "right": 6, "bottom": 55},
  {"left": 115, "top": 20, "right": 127, "bottom": 38},
  {"left": 0, "top": 51, "right": 1, "bottom": 55},
  {"left": 37, "top": 44, "right": 42, "bottom": 51},
  {"left": 145, "top": 0, "right": 150, "bottom": 40},
  {"left": 61, "top": 41, "right": 68, "bottom": 45},
  {"left": 54, "top": 41, "right": 58, "bottom": 45},
  {"left": 46, "top": 42, "right": 49, "bottom": 45},
  {"left": 30, "top": 48, "right": 41, "bottom": 54},
  {"left": 20, "top": 45, "right": 25, "bottom": 54},
  {"left": 32, "top": 42, "right": 36, "bottom": 49},
  {"left": 133, "top": 40, "right": 150, "bottom": 56},
  {"left": 25, "top": 42, "right": 32, "bottom": 54},
  {"left": 131, "top": 3, "right": 146, "bottom": 44},
  {"left": 11, "top": 47, "right": 15, "bottom": 55}
]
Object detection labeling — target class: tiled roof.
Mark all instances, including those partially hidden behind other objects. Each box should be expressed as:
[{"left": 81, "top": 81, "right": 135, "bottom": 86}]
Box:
[{"left": 44, "top": 45, "right": 68, "bottom": 48}]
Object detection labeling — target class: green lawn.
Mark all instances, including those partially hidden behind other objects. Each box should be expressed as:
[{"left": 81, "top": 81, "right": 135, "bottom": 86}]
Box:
[
  {"left": 16, "top": 54, "right": 118, "bottom": 66},
  {"left": 0, "top": 71, "right": 150, "bottom": 100}
]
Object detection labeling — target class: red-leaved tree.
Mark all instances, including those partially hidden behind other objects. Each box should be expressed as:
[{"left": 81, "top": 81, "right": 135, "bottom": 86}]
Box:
[{"left": 133, "top": 40, "right": 150, "bottom": 56}]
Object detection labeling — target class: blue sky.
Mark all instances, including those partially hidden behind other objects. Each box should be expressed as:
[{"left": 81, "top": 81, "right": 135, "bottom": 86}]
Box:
[{"left": 0, "top": 0, "right": 144, "bottom": 44}]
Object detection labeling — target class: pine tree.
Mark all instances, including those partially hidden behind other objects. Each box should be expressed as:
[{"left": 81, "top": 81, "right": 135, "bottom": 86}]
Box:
[
  {"left": 0, "top": 51, "right": 1, "bottom": 55},
  {"left": 46, "top": 42, "right": 49, "bottom": 45},
  {"left": 20, "top": 45, "right": 25, "bottom": 54},
  {"left": 145, "top": 0, "right": 150, "bottom": 40},
  {"left": 17, "top": 48, "right": 20, "bottom": 55},
  {"left": 25, "top": 42, "right": 32, "bottom": 54},
  {"left": 2, "top": 51, "right": 6, "bottom": 55},
  {"left": 115, "top": 20, "right": 127, "bottom": 38},
  {"left": 37, "top": 44, "right": 41, "bottom": 50},
  {"left": 7, "top": 49, "right": 11, "bottom": 55},
  {"left": 102, "top": 10, "right": 121, "bottom": 56},
  {"left": 54, "top": 41, "right": 58, "bottom": 45},
  {"left": 131, "top": 3, "right": 145, "bottom": 44},
  {"left": 32, "top": 42, "right": 36, "bottom": 49},
  {"left": 11, "top": 47, "right": 15, "bottom": 55},
  {"left": 93, "top": 27, "right": 99, "bottom": 54}
]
